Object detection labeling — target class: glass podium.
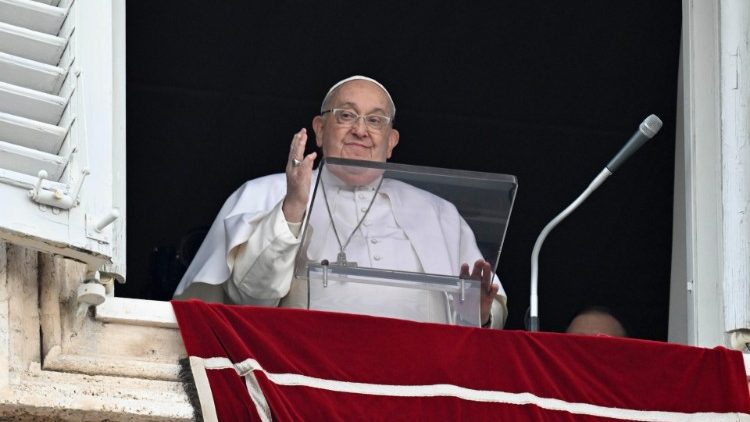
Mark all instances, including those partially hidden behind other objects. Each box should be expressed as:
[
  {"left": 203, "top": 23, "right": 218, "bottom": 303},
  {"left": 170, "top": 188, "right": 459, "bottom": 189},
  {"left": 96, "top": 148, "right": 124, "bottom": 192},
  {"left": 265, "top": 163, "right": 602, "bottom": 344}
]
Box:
[{"left": 294, "top": 157, "right": 517, "bottom": 327}]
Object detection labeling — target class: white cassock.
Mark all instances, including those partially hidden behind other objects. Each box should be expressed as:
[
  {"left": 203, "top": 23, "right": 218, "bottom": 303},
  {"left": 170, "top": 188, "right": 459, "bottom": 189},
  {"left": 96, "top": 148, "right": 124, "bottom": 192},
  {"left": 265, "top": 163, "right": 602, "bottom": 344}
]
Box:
[{"left": 174, "top": 168, "right": 508, "bottom": 328}]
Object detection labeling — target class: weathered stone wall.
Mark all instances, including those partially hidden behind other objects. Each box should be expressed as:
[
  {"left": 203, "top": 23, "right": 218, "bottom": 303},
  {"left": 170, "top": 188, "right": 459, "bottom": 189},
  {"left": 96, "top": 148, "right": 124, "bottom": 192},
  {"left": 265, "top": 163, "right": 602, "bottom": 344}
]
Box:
[{"left": 0, "top": 241, "right": 194, "bottom": 420}]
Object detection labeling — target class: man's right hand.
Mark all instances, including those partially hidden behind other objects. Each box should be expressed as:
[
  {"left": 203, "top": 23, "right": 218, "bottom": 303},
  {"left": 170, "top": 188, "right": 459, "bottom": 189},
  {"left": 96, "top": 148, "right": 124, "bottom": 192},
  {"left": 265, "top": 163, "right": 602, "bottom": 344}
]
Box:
[{"left": 282, "top": 128, "right": 317, "bottom": 223}]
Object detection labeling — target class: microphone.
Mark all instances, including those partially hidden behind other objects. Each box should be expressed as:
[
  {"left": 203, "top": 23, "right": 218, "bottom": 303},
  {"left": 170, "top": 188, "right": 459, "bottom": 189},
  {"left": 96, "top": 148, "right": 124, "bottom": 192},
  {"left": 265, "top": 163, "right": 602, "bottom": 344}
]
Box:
[
  {"left": 528, "top": 115, "right": 663, "bottom": 332},
  {"left": 606, "top": 114, "right": 663, "bottom": 173}
]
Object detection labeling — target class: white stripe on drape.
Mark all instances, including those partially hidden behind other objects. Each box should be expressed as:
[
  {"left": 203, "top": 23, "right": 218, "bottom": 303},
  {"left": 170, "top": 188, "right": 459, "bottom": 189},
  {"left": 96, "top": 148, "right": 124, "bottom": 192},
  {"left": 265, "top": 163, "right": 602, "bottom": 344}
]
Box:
[
  {"left": 188, "top": 356, "right": 219, "bottom": 422},
  {"left": 196, "top": 356, "right": 750, "bottom": 422}
]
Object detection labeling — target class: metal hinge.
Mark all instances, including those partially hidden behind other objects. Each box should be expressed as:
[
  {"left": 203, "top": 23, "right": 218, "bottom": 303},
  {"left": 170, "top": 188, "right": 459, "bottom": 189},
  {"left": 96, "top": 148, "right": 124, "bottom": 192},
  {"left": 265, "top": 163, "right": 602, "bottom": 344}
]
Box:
[{"left": 28, "top": 168, "right": 89, "bottom": 210}]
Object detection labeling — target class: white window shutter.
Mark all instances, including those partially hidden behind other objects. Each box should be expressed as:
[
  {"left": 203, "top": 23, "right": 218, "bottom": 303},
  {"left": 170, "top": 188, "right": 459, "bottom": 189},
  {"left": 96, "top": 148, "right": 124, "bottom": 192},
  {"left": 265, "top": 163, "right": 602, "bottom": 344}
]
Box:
[{"left": 0, "top": 0, "right": 126, "bottom": 278}]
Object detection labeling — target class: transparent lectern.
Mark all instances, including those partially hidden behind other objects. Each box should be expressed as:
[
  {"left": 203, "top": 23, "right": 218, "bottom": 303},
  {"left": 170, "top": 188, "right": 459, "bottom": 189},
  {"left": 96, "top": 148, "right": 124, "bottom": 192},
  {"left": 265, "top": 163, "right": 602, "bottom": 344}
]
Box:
[{"left": 293, "top": 157, "right": 517, "bottom": 327}]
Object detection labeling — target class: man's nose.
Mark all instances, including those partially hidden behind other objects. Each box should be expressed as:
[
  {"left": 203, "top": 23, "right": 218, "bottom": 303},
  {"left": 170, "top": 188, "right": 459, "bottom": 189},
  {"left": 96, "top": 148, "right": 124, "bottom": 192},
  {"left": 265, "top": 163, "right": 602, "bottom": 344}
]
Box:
[{"left": 350, "top": 117, "right": 369, "bottom": 136}]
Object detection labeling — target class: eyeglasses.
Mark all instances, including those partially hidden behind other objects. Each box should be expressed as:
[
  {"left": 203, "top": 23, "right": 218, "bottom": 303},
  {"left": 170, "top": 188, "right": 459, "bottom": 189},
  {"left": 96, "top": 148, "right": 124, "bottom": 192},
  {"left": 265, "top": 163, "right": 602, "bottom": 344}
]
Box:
[{"left": 321, "top": 108, "right": 392, "bottom": 131}]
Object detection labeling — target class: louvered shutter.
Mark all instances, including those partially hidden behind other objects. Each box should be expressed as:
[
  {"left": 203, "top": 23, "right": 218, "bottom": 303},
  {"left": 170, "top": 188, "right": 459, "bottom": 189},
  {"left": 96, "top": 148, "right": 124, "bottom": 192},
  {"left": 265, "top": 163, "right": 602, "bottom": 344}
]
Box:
[{"left": 0, "top": 0, "right": 125, "bottom": 277}]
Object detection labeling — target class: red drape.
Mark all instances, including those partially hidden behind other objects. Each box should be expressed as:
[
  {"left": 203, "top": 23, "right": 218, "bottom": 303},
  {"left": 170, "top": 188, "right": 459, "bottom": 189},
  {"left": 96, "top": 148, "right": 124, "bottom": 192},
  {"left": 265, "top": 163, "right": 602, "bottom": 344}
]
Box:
[{"left": 172, "top": 300, "right": 750, "bottom": 421}]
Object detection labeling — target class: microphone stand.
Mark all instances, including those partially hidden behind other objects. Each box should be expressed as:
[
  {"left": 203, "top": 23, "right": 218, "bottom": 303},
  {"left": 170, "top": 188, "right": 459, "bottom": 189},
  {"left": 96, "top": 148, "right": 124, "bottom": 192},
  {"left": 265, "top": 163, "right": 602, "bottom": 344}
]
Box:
[
  {"left": 528, "top": 114, "right": 662, "bottom": 332},
  {"left": 528, "top": 169, "right": 611, "bottom": 332}
]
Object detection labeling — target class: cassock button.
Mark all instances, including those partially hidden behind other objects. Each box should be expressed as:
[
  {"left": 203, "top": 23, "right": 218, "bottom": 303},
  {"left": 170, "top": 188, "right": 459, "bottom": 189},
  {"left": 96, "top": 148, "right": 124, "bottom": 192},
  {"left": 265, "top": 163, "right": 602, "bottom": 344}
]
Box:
[
  {"left": 373, "top": 255, "right": 382, "bottom": 261},
  {"left": 360, "top": 207, "right": 368, "bottom": 213},
  {"left": 370, "top": 239, "right": 379, "bottom": 244}
]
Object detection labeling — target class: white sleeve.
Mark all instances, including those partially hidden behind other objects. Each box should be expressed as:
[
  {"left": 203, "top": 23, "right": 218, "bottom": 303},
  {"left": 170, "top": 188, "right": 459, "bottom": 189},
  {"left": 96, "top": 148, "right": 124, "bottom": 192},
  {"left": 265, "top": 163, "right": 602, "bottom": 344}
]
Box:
[
  {"left": 488, "top": 293, "right": 508, "bottom": 329},
  {"left": 223, "top": 200, "right": 302, "bottom": 305}
]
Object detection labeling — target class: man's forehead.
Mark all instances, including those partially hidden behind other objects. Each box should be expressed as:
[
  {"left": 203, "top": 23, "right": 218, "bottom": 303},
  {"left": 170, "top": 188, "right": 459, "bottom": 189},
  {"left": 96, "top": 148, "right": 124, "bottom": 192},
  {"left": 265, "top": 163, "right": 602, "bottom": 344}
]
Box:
[
  {"left": 325, "top": 75, "right": 391, "bottom": 100},
  {"left": 331, "top": 82, "right": 390, "bottom": 108},
  {"left": 322, "top": 75, "right": 395, "bottom": 115}
]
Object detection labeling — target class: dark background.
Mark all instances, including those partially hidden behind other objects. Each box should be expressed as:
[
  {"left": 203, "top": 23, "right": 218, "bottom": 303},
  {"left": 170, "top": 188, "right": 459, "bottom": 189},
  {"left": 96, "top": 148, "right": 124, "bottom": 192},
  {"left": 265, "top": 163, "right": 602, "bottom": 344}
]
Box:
[{"left": 124, "top": 1, "right": 681, "bottom": 340}]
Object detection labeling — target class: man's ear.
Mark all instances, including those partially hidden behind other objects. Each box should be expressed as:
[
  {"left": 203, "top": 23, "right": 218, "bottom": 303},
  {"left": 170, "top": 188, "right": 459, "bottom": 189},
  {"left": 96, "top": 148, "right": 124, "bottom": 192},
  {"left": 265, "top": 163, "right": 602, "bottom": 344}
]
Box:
[
  {"left": 386, "top": 128, "right": 400, "bottom": 159},
  {"left": 312, "top": 115, "right": 324, "bottom": 147}
]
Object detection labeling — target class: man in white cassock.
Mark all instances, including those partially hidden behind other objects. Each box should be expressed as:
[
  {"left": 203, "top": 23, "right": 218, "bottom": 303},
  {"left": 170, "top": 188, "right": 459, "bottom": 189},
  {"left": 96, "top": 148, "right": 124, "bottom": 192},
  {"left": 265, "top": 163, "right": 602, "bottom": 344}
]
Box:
[{"left": 173, "top": 76, "right": 508, "bottom": 328}]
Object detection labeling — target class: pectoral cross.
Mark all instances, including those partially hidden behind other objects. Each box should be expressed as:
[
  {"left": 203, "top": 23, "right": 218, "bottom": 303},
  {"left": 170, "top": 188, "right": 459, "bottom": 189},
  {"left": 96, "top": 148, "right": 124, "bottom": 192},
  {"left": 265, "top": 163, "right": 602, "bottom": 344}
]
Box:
[{"left": 336, "top": 252, "right": 357, "bottom": 267}]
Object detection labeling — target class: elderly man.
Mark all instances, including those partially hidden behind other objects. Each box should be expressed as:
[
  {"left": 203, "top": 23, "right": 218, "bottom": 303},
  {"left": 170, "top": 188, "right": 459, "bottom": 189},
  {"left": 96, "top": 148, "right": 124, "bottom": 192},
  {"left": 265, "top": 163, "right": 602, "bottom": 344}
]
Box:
[{"left": 174, "top": 76, "right": 507, "bottom": 328}]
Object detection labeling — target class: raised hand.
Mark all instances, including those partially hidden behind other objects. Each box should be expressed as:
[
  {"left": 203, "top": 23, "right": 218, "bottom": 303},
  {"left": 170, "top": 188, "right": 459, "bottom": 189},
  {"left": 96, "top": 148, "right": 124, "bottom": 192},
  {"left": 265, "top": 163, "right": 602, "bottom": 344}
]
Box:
[{"left": 282, "top": 128, "right": 317, "bottom": 223}]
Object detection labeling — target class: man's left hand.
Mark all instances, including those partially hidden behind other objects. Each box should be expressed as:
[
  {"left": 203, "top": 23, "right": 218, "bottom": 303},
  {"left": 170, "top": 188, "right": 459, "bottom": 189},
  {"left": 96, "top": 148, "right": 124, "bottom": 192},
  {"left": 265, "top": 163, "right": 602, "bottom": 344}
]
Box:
[{"left": 460, "top": 259, "right": 498, "bottom": 328}]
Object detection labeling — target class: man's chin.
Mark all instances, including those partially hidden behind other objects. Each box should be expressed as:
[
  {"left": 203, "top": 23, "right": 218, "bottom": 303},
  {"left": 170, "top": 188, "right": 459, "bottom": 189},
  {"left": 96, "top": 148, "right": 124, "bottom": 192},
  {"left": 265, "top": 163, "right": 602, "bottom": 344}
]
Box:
[
  {"left": 324, "top": 146, "right": 387, "bottom": 163},
  {"left": 326, "top": 159, "right": 385, "bottom": 187},
  {"left": 341, "top": 151, "right": 391, "bottom": 163},
  {"left": 338, "top": 147, "right": 374, "bottom": 161}
]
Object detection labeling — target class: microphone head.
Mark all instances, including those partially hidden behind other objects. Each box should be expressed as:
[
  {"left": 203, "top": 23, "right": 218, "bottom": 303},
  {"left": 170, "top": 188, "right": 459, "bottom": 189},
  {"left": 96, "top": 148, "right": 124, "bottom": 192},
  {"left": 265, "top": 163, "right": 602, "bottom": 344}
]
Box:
[{"left": 639, "top": 114, "right": 663, "bottom": 138}]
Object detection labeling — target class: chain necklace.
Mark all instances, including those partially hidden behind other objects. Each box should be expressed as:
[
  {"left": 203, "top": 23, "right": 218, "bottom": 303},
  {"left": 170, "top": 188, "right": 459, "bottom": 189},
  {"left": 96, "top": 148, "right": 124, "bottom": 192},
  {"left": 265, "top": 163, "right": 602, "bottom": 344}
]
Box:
[{"left": 320, "top": 174, "right": 384, "bottom": 266}]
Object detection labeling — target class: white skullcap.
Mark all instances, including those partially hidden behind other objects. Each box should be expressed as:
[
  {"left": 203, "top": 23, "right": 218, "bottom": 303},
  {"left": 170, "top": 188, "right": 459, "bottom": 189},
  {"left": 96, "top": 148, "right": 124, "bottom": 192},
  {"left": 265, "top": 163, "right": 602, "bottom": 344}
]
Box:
[{"left": 321, "top": 75, "right": 396, "bottom": 118}]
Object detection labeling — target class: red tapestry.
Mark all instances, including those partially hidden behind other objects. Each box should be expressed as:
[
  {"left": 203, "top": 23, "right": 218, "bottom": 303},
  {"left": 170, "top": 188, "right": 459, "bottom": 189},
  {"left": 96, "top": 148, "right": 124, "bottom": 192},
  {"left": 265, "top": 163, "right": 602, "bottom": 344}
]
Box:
[{"left": 172, "top": 300, "right": 750, "bottom": 422}]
